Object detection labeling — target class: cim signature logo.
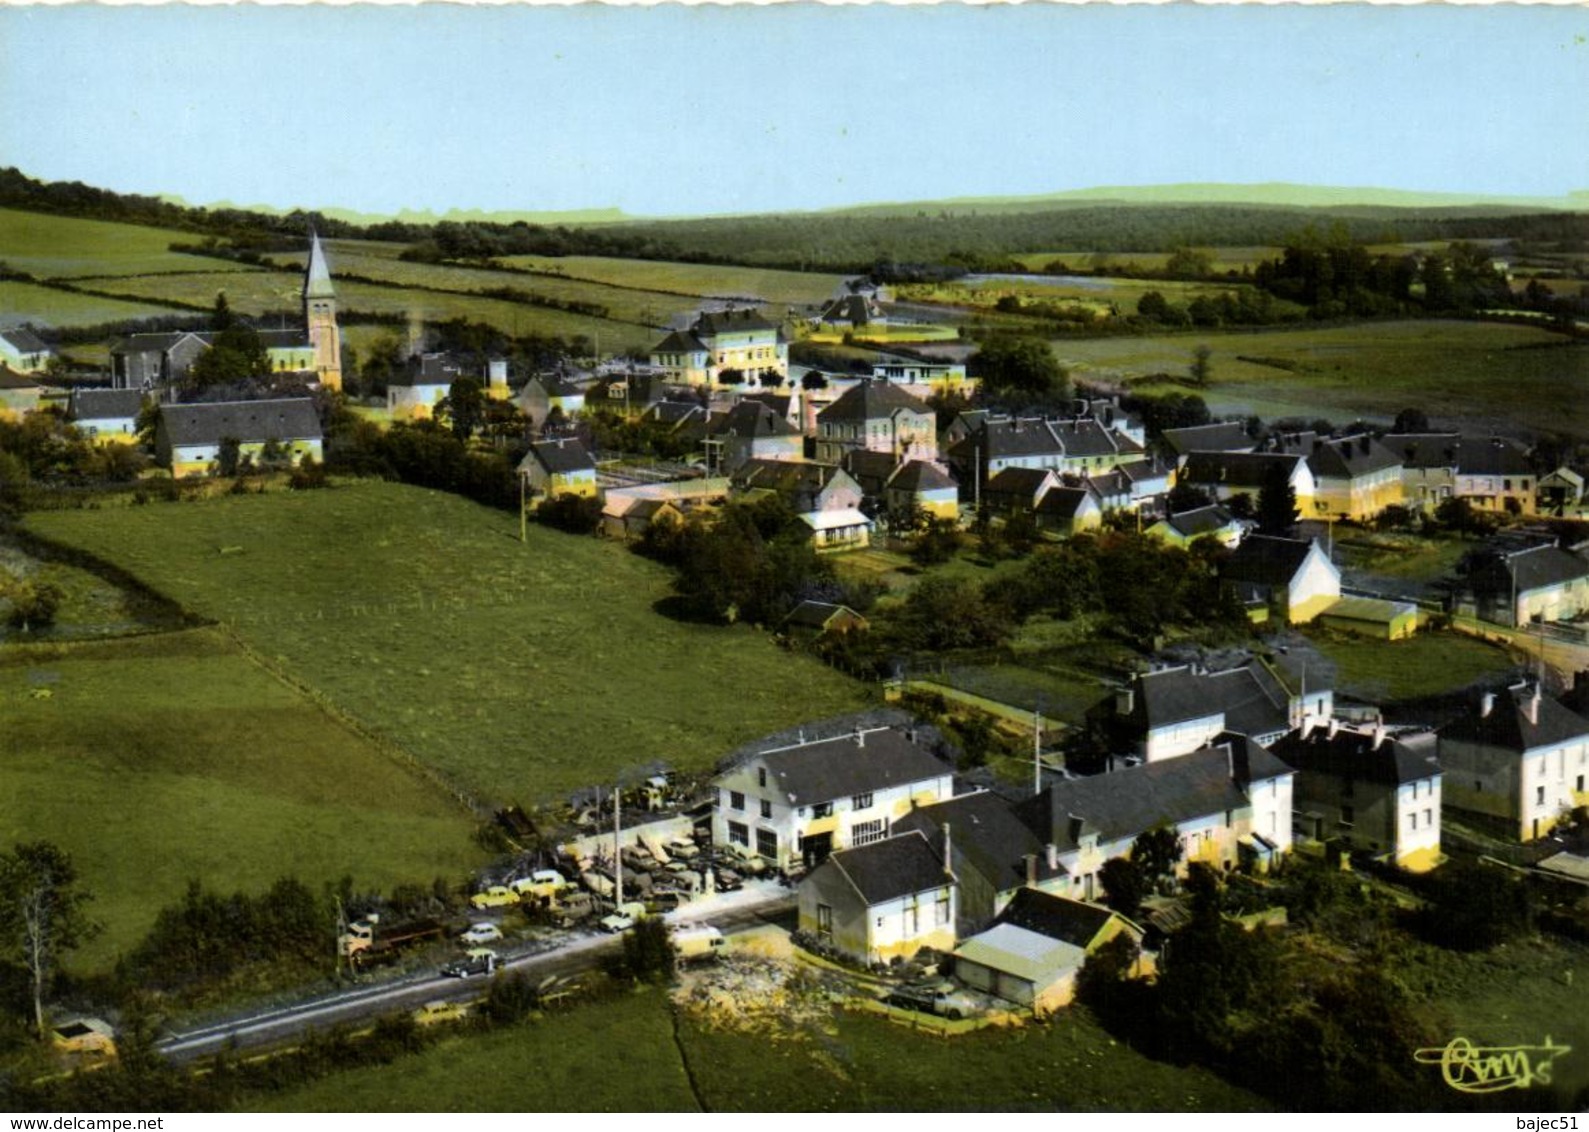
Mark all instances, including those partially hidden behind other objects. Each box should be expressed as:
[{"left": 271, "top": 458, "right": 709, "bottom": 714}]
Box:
[{"left": 1414, "top": 1036, "right": 1572, "bottom": 1094}]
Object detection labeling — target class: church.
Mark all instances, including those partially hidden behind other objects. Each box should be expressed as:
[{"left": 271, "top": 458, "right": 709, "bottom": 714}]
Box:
[{"left": 110, "top": 232, "right": 343, "bottom": 393}]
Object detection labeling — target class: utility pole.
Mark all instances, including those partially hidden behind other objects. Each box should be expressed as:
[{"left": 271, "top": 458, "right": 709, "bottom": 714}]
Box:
[
  {"left": 614, "top": 783, "right": 623, "bottom": 907},
  {"left": 519, "top": 473, "right": 527, "bottom": 543},
  {"left": 1033, "top": 707, "right": 1043, "bottom": 797}
]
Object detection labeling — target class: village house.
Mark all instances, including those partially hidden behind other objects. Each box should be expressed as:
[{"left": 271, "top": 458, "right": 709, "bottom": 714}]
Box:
[
  {"left": 814, "top": 380, "right": 938, "bottom": 465},
  {"left": 585, "top": 371, "right": 674, "bottom": 419},
  {"left": 730, "top": 458, "right": 872, "bottom": 550},
  {"left": 517, "top": 373, "right": 586, "bottom": 430},
  {"left": 1438, "top": 683, "right": 1589, "bottom": 842},
  {"left": 599, "top": 478, "right": 729, "bottom": 540},
  {"left": 711, "top": 722, "right": 955, "bottom": 872},
  {"left": 518, "top": 437, "right": 598, "bottom": 502},
  {"left": 885, "top": 459, "right": 960, "bottom": 524},
  {"left": 946, "top": 413, "right": 1145, "bottom": 493},
  {"left": 67, "top": 388, "right": 144, "bottom": 442},
  {"left": 1032, "top": 485, "right": 1103, "bottom": 537},
  {"left": 869, "top": 357, "right": 975, "bottom": 398},
  {"left": 1271, "top": 722, "right": 1444, "bottom": 872},
  {"left": 704, "top": 399, "right": 803, "bottom": 475},
  {"left": 1013, "top": 737, "right": 1296, "bottom": 899},
  {"left": 1086, "top": 459, "right": 1170, "bottom": 513},
  {"left": 1386, "top": 433, "right": 1537, "bottom": 515},
  {"left": 155, "top": 398, "right": 323, "bottom": 477},
  {"left": 981, "top": 467, "right": 1061, "bottom": 517},
  {"left": 1285, "top": 433, "right": 1404, "bottom": 521},
  {"left": 1114, "top": 658, "right": 1333, "bottom": 763},
  {"left": 814, "top": 292, "right": 886, "bottom": 332},
  {"left": 797, "top": 831, "right": 957, "bottom": 967},
  {"left": 648, "top": 308, "right": 788, "bottom": 388},
  {"left": 1461, "top": 541, "right": 1589, "bottom": 626},
  {"left": 1146, "top": 504, "right": 1245, "bottom": 549},
  {"left": 0, "top": 327, "right": 52, "bottom": 373},
  {"left": 951, "top": 889, "right": 1148, "bottom": 1016},
  {"left": 387, "top": 353, "right": 466, "bottom": 421},
  {"left": 1220, "top": 535, "right": 1342, "bottom": 624},
  {"left": 1177, "top": 451, "right": 1317, "bottom": 514},
  {"left": 1538, "top": 467, "right": 1585, "bottom": 516},
  {"left": 109, "top": 331, "right": 210, "bottom": 391},
  {"left": 0, "top": 365, "right": 44, "bottom": 419},
  {"left": 1159, "top": 420, "right": 1255, "bottom": 466}
]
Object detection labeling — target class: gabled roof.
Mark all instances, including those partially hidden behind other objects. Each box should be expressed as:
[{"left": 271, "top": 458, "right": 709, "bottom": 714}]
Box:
[
  {"left": 650, "top": 329, "right": 707, "bottom": 355},
  {"left": 69, "top": 388, "right": 144, "bottom": 419},
  {"left": 712, "top": 400, "right": 798, "bottom": 439},
  {"left": 818, "top": 380, "right": 930, "bottom": 425},
  {"left": 1302, "top": 435, "right": 1402, "bottom": 480},
  {"left": 644, "top": 400, "right": 708, "bottom": 428},
  {"left": 783, "top": 600, "right": 865, "bottom": 631},
  {"left": 523, "top": 437, "right": 595, "bottom": 475},
  {"left": 843, "top": 449, "right": 901, "bottom": 493},
  {"left": 1047, "top": 417, "right": 1142, "bottom": 459},
  {"left": 994, "top": 887, "right": 1124, "bottom": 948},
  {"left": 741, "top": 392, "right": 792, "bottom": 419},
  {"left": 1133, "top": 662, "right": 1298, "bottom": 738},
  {"left": 1385, "top": 433, "right": 1532, "bottom": 477},
  {"left": 111, "top": 331, "right": 209, "bottom": 355},
  {"left": 693, "top": 308, "right": 781, "bottom": 337},
  {"left": 1015, "top": 742, "right": 1292, "bottom": 852},
  {"left": 818, "top": 294, "right": 881, "bottom": 325},
  {"left": 1222, "top": 535, "right": 1324, "bottom": 588},
  {"left": 1161, "top": 421, "right": 1253, "bottom": 457},
  {"left": 404, "top": 353, "right": 467, "bottom": 384},
  {"left": 0, "top": 365, "right": 43, "bottom": 391},
  {"left": 895, "top": 791, "right": 1065, "bottom": 892},
  {"left": 749, "top": 726, "right": 952, "bottom": 807},
  {"left": 821, "top": 832, "right": 950, "bottom": 906},
  {"left": 953, "top": 418, "right": 1065, "bottom": 462},
  {"left": 525, "top": 373, "right": 584, "bottom": 400},
  {"left": 985, "top": 467, "right": 1055, "bottom": 497},
  {"left": 1181, "top": 451, "right": 1305, "bottom": 490},
  {"left": 731, "top": 457, "right": 847, "bottom": 498},
  {"left": 1440, "top": 684, "right": 1589, "bottom": 754},
  {"left": 160, "top": 398, "right": 321, "bottom": 446},
  {"left": 0, "top": 327, "right": 49, "bottom": 353},
  {"left": 1271, "top": 726, "right": 1441, "bottom": 786},
  {"left": 1033, "top": 486, "right": 1096, "bottom": 519},
  {"left": 1479, "top": 544, "right": 1589, "bottom": 594},
  {"left": 304, "top": 232, "right": 335, "bottom": 300},
  {"left": 1161, "top": 505, "right": 1237, "bottom": 538},
  {"left": 889, "top": 460, "right": 957, "bottom": 494}
]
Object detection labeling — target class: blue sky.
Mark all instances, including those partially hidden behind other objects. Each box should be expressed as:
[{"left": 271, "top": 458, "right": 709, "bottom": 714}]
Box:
[{"left": 2, "top": 4, "right": 1586, "bottom": 218}]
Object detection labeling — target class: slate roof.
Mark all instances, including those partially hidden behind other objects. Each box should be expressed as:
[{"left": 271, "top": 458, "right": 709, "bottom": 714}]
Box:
[
  {"left": 818, "top": 380, "right": 930, "bottom": 424},
  {"left": 952, "top": 418, "right": 1064, "bottom": 462},
  {"left": 752, "top": 726, "right": 952, "bottom": 807},
  {"left": 111, "top": 331, "right": 207, "bottom": 355},
  {"left": 1385, "top": 433, "right": 1532, "bottom": 477},
  {"left": 889, "top": 460, "right": 957, "bottom": 493},
  {"left": 693, "top": 308, "right": 781, "bottom": 336},
  {"left": 160, "top": 398, "right": 321, "bottom": 446},
  {"left": 0, "top": 327, "right": 49, "bottom": 353},
  {"left": 256, "top": 329, "right": 312, "bottom": 351},
  {"left": 526, "top": 374, "right": 584, "bottom": 399},
  {"left": 1492, "top": 544, "right": 1588, "bottom": 594},
  {"left": 404, "top": 353, "right": 466, "bottom": 384},
  {"left": 1181, "top": 451, "right": 1305, "bottom": 491},
  {"left": 1271, "top": 727, "right": 1442, "bottom": 786},
  {"left": 1303, "top": 435, "right": 1403, "bottom": 480},
  {"left": 524, "top": 438, "right": 595, "bottom": 476},
  {"left": 742, "top": 392, "right": 792, "bottom": 419},
  {"left": 818, "top": 294, "right": 881, "bottom": 325},
  {"left": 1134, "top": 662, "right": 1297, "bottom": 738},
  {"left": 894, "top": 791, "right": 1066, "bottom": 892},
  {"left": 1161, "top": 505, "right": 1236, "bottom": 538},
  {"left": 842, "top": 450, "right": 900, "bottom": 495},
  {"left": 1440, "top": 684, "right": 1589, "bottom": 754},
  {"left": 1033, "top": 486, "right": 1096, "bottom": 519},
  {"left": 1161, "top": 421, "right": 1254, "bottom": 458},
  {"left": 1014, "top": 742, "right": 1292, "bottom": 852},
  {"left": 994, "top": 886, "right": 1123, "bottom": 947},
  {"left": 1222, "top": 535, "right": 1321, "bottom": 588},
  {"left": 0, "top": 366, "right": 42, "bottom": 391},
  {"left": 712, "top": 400, "right": 798, "bottom": 439},
  {"left": 783, "top": 600, "right": 864, "bottom": 632},
  {"left": 304, "top": 232, "right": 335, "bottom": 299},
  {"left": 823, "top": 832, "right": 950, "bottom": 906},
  {"left": 985, "top": 467, "right": 1055, "bottom": 499},
  {"left": 650, "top": 329, "right": 707, "bottom": 355},
  {"left": 1047, "top": 418, "right": 1143, "bottom": 459},
  {"left": 69, "top": 388, "right": 144, "bottom": 419}
]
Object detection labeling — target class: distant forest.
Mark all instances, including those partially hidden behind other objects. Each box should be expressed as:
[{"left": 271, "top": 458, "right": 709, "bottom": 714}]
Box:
[{"left": 4, "top": 165, "right": 1587, "bottom": 274}]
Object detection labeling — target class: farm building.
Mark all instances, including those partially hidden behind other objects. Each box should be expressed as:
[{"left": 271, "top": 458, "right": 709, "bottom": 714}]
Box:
[{"left": 1318, "top": 595, "right": 1419, "bottom": 640}]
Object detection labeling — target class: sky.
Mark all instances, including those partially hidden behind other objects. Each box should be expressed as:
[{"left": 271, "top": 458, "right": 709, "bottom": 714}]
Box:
[{"left": 2, "top": 4, "right": 1587, "bottom": 219}]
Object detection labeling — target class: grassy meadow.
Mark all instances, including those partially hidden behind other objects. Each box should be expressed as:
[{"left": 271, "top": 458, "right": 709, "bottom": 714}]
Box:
[
  {"left": 0, "top": 207, "right": 258, "bottom": 279},
  {"left": 251, "top": 986, "right": 1268, "bottom": 1112},
  {"left": 1307, "top": 629, "right": 1519, "bottom": 702},
  {"left": 0, "top": 628, "right": 483, "bottom": 968},
  {"left": 26, "top": 482, "right": 867, "bottom": 804},
  {"left": 1055, "top": 320, "right": 1589, "bottom": 439},
  {"left": 498, "top": 254, "right": 845, "bottom": 306},
  {"left": 0, "top": 281, "right": 193, "bottom": 328}
]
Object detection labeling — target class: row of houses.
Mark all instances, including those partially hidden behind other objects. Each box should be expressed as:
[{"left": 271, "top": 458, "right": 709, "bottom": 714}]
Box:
[{"left": 720, "top": 673, "right": 1587, "bottom": 993}]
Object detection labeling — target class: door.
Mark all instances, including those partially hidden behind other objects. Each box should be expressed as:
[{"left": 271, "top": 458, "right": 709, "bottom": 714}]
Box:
[{"left": 801, "top": 830, "right": 834, "bottom": 869}]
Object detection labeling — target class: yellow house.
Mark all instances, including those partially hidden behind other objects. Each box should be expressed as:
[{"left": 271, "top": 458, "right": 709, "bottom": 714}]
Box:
[
  {"left": 154, "top": 398, "right": 323, "bottom": 477},
  {"left": 1220, "top": 535, "right": 1342, "bottom": 624},
  {"left": 885, "top": 459, "right": 960, "bottom": 523},
  {"left": 1296, "top": 434, "right": 1405, "bottom": 521},
  {"left": 518, "top": 437, "right": 598, "bottom": 502},
  {"left": 649, "top": 308, "right": 788, "bottom": 387}
]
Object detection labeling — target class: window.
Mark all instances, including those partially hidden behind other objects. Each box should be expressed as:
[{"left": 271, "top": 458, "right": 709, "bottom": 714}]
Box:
[
  {"left": 935, "top": 890, "right": 951, "bottom": 926},
  {"left": 852, "top": 792, "right": 873, "bottom": 810},
  {"left": 812, "top": 802, "right": 832, "bottom": 819},
  {"left": 730, "top": 791, "right": 745, "bottom": 811},
  {"left": 757, "top": 767, "right": 767, "bottom": 788},
  {"left": 852, "top": 818, "right": 887, "bottom": 846},
  {"left": 756, "top": 829, "right": 778, "bottom": 859},
  {"left": 727, "top": 821, "right": 749, "bottom": 847},
  {"left": 816, "top": 903, "right": 833, "bottom": 939},
  {"left": 1424, "top": 808, "right": 1432, "bottom": 827},
  {"left": 1408, "top": 812, "right": 1417, "bottom": 831},
  {"left": 760, "top": 799, "right": 772, "bottom": 820},
  {"left": 1537, "top": 786, "right": 1546, "bottom": 806}
]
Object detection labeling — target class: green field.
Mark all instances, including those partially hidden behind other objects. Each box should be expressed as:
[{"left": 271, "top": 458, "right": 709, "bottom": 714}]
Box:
[
  {"left": 1012, "top": 247, "right": 1285, "bottom": 275},
  {"left": 0, "top": 628, "right": 483, "bottom": 968},
  {"left": 498, "top": 254, "right": 844, "bottom": 306},
  {"left": 0, "top": 281, "right": 192, "bottom": 327},
  {"left": 1308, "top": 629, "right": 1519, "bottom": 701},
  {"left": 26, "top": 482, "right": 867, "bottom": 804},
  {"left": 252, "top": 986, "right": 1267, "bottom": 1112},
  {"left": 1054, "top": 320, "right": 1589, "bottom": 439},
  {"left": 0, "top": 207, "right": 259, "bottom": 279}
]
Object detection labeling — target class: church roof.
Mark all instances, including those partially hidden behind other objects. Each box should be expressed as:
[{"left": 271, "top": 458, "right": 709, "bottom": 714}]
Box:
[{"left": 304, "top": 233, "right": 336, "bottom": 300}]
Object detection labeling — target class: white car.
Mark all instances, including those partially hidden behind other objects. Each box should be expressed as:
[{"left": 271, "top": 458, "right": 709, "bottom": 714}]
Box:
[{"left": 460, "top": 923, "right": 504, "bottom": 945}]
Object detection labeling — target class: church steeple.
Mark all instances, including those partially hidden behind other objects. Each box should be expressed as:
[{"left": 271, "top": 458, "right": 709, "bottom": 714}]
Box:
[{"left": 303, "top": 231, "right": 341, "bottom": 392}]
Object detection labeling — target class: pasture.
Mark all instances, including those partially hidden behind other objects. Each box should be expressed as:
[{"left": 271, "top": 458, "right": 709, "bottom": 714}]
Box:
[
  {"left": 0, "top": 207, "right": 256, "bottom": 279},
  {"left": 498, "top": 254, "right": 844, "bottom": 306},
  {"left": 0, "top": 281, "right": 192, "bottom": 328},
  {"left": 0, "top": 628, "right": 483, "bottom": 969},
  {"left": 1306, "top": 629, "right": 1518, "bottom": 702},
  {"left": 1054, "top": 320, "right": 1589, "bottom": 439},
  {"left": 26, "top": 482, "right": 867, "bottom": 804}
]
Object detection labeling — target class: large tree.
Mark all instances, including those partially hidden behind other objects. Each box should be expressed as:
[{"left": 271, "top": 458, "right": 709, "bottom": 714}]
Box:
[
  {"left": 0, "top": 841, "right": 99, "bottom": 1038},
  {"left": 969, "top": 336, "right": 1070, "bottom": 403},
  {"left": 1256, "top": 463, "right": 1300, "bottom": 537},
  {"left": 186, "top": 324, "right": 270, "bottom": 392}
]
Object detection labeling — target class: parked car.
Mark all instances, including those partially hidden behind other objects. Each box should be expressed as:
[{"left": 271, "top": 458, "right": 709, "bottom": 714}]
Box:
[
  {"left": 460, "top": 923, "right": 504, "bottom": 945},
  {"left": 713, "top": 867, "right": 744, "bottom": 893},
  {"left": 509, "top": 869, "right": 569, "bottom": 902},
  {"left": 441, "top": 948, "right": 498, "bottom": 978},
  {"left": 469, "top": 886, "right": 519, "bottom": 910},
  {"left": 599, "top": 901, "right": 648, "bottom": 934},
  {"left": 414, "top": 1000, "right": 467, "bottom": 1026}
]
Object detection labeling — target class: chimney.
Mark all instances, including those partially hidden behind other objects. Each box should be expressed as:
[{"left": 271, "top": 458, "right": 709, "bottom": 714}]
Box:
[
  {"left": 1301, "top": 715, "right": 1318, "bottom": 740},
  {"left": 1372, "top": 723, "right": 1387, "bottom": 751},
  {"left": 1528, "top": 686, "right": 1541, "bottom": 726},
  {"left": 942, "top": 823, "right": 953, "bottom": 874},
  {"left": 1046, "top": 842, "right": 1059, "bottom": 871},
  {"left": 1480, "top": 691, "right": 1496, "bottom": 718},
  {"left": 1025, "top": 853, "right": 1038, "bottom": 887}
]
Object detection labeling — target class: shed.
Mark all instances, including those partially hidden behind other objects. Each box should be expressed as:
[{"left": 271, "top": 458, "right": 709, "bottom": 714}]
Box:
[{"left": 1318, "top": 595, "right": 1419, "bottom": 640}]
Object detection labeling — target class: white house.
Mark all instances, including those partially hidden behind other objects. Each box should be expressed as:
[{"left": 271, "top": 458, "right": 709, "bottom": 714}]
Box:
[
  {"left": 712, "top": 723, "right": 955, "bottom": 872},
  {"left": 67, "top": 388, "right": 144, "bottom": 443},
  {"left": 1221, "top": 535, "right": 1342, "bottom": 624},
  {"left": 797, "top": 831, "right": 957, "bottom": 966},
  {"left": 1117, "top": 659, "right": 1333, "bottom": 763}
]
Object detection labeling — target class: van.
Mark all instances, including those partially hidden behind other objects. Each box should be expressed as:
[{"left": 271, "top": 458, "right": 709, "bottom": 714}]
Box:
[{"left": 671, "top": 925, "right": 728, "bottom": 963}]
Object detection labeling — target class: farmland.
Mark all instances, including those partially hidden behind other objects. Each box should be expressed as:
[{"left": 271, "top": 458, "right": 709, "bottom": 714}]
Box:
[
  {"left": 498, "top": 254, "right": 845, "bottom": 306},
  {"left": 1306, "top": 629, "right": 1519, "bottom": 702},
  {"left": 25, "top": 481, "right": 867, "bottom": 804},
  {"left": 0, "top": 207, "right": 256, "bottom": 279},
  {"left": 0, "top": 628, "right": 484, "bottom": 968},
  {"left": 0, "top": 281, "right": 192, "bottom": 328},
  {"left": 1054, "top": 320, "right": 1589, "bottom": 439}
]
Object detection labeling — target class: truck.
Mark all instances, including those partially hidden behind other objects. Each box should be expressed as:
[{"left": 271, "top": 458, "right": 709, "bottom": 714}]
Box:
[
  {"left": 881, "top": 982, "right": 979, "bottom": 1021},
  {"left": 340, "top": 915, "right": 447, "bottom": 965}
]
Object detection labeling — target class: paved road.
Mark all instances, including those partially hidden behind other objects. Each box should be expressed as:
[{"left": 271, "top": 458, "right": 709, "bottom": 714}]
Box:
[{"left": 156, "top": 887, "right": 795, "bottom": 1064}]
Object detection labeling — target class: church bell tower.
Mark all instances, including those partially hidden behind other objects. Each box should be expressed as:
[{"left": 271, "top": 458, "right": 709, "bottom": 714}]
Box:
[{"left": 304, "top": 231, "right": 342, "bottom": 392}]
